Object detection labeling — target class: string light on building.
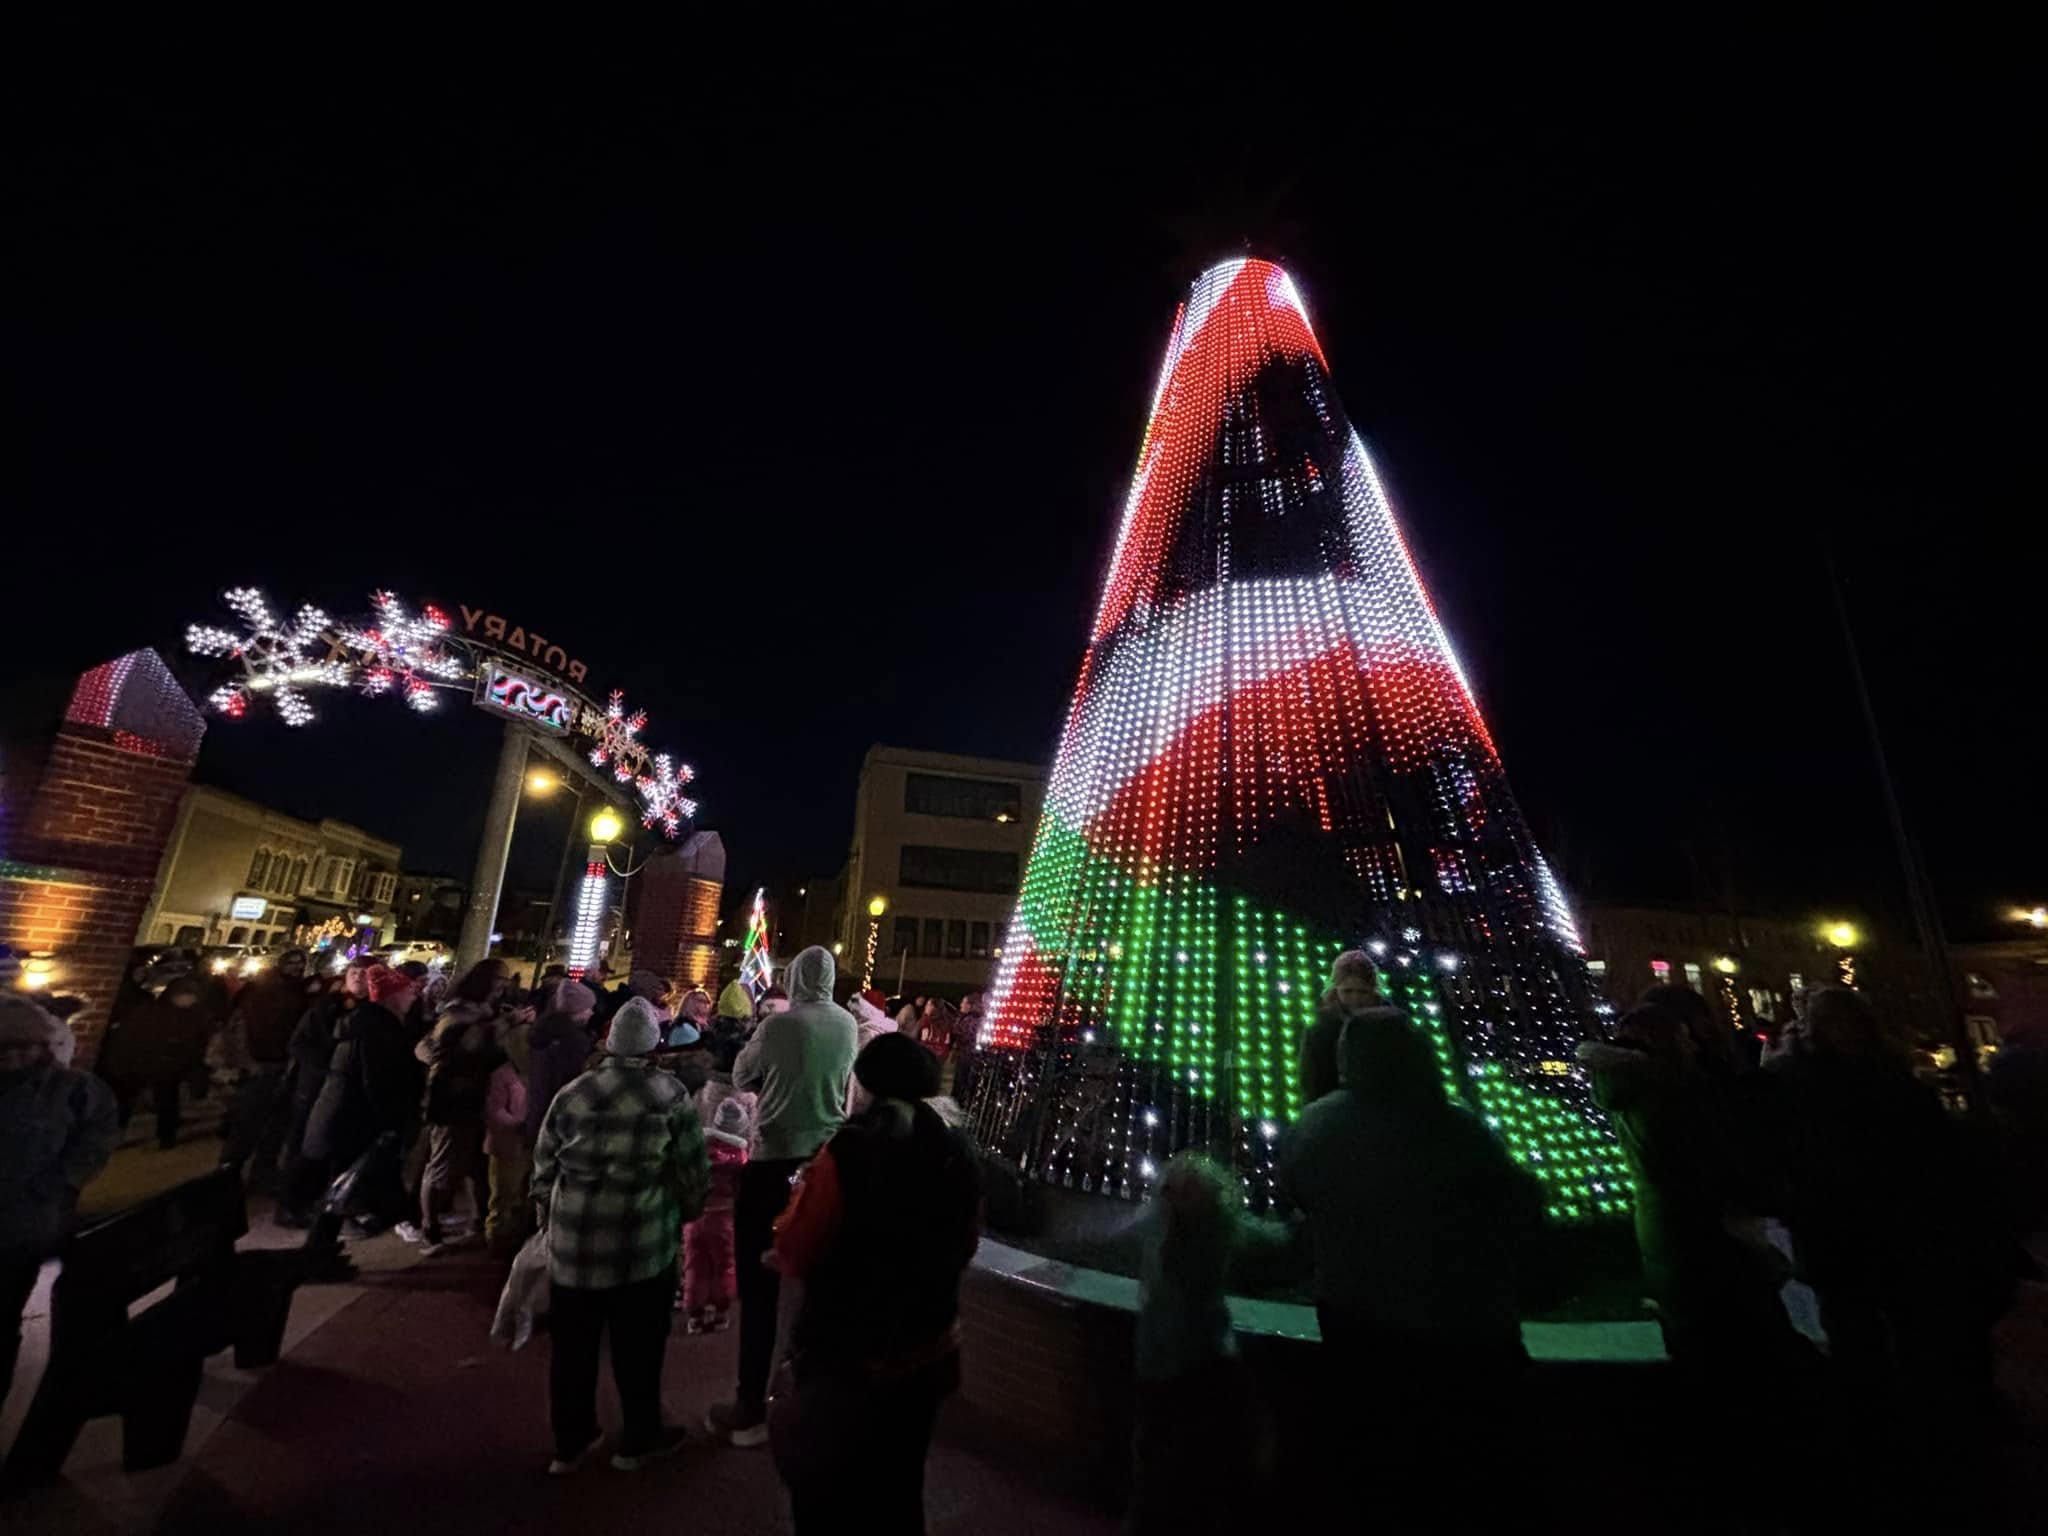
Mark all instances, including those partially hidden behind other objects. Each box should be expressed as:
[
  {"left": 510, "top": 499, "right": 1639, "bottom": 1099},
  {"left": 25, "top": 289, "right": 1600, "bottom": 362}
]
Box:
[{"left": 963, "top": 257, "right": 1627, "bottom": 1219}]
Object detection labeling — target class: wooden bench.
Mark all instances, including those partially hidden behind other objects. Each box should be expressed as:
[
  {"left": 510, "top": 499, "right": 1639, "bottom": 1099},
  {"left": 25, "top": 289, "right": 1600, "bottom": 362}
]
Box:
[{"left": 4, "top": 1168, "right": 299, "bottom": 1486}]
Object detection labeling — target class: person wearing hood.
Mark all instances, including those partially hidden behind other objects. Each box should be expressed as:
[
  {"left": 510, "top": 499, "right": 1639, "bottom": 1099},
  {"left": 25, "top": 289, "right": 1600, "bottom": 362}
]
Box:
[
  {"left": 533, "top": 996, "right": 709, "bottom": 1474},
  {"left": 1297, "top": 950, "right": 1399, "bottom": 1107},
  {"left": 1278, "top": 1013, "right": 1543, "bottom": 1515},
  {"left": 2, "top": 999, "right": 118, "bottom": 1404},
  {"left": 417, "top": 959, "right": 524, "bottom": 1251},
  {"left": 525, "top": 980, "right": 599, "bottom": 1145},
  {"left": 706, "top": 945, "right": 857, "bottom": 1448},
  {"left": 764, "top": 1032, "right": 979, "bottom": 1531}
]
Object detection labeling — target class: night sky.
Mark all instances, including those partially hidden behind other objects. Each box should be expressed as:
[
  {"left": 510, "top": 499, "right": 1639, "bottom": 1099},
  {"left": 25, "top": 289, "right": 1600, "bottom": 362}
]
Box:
[{"left": 12, "top": 40, "right": 2036, "bottom": 940}]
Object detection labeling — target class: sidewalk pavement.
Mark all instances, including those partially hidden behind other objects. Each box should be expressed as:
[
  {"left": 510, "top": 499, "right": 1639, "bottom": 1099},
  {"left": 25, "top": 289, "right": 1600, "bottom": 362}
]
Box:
[{"left": 7, "top": 1199, "right": 1119, "bottom": 1536}]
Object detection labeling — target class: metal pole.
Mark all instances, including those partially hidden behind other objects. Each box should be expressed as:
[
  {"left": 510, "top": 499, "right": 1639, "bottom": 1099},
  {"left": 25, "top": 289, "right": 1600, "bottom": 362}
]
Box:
[
  {"left": 457, "top": 722, "right": 531, "bottom": 973},
  {"left": 535, "top": 781, "right": 587, "bottom": 969},
  {"left": 1825, "top": 549, "right": 1976, "bottom": 1102}
]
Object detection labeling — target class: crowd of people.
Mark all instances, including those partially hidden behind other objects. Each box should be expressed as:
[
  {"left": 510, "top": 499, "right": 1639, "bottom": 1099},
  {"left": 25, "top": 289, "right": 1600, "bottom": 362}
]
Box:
[{"left": 3, "top": 932, "right": 2037, "bottom": 1529}]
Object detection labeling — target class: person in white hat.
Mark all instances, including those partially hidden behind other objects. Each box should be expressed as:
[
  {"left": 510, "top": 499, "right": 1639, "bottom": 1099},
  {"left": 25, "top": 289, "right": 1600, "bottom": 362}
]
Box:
[{"left": 2, "top": 998, "right": 119, "bottom": 1402}]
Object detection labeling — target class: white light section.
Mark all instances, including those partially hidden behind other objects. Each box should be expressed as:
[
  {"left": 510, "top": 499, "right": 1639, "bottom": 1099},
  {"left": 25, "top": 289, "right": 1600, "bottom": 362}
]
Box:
[
  {"left": 1531, "top": 852, "right": 1586, "bottom": 954},
  {"left": 567, "top": 856, "right": 608, "bottom": 977}
]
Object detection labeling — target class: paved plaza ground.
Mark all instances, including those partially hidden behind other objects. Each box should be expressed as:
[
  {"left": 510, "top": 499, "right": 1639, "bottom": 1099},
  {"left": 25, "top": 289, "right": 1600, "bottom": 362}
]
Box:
[
  {"left": 4, "top": 1105, "right": 1116, "bottom": 1535},
  {"left": 9, "top": 1100, "right": 2048, "bottom": 1532}
]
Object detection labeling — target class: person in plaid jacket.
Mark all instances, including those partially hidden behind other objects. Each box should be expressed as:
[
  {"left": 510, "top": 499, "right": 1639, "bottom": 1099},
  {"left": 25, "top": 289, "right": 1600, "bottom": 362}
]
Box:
[{"left": 533, "top": 997, "right": 710, "bottom": 1474}]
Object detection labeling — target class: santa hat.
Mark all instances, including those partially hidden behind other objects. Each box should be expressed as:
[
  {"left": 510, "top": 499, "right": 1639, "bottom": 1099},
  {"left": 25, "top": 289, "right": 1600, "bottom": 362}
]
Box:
[{"left": 861, "top": 988, "right": 888, "bottom": 1013}]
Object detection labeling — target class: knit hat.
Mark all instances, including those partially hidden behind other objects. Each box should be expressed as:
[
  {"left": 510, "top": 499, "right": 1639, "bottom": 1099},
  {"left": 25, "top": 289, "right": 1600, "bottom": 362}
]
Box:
[
  {"left": 0, "top": 998, "right": 75, "bottom": 1067},
  {"left": 365, "top": 965, "right": 414, "bottom": 1004},
  {"left": 607, "top": 997, "right": 664, "bottom": 1056},
  {"left": 553, "top": 980, "right": 597, "bottom": 1016},
  {"left": 853, "top": 1032, "right": 939, "bottom": 1103},
  {"left": 712, "top": 1095, "right": 751, "bottom": 1139},
  {"left": 628, "top": 969, "right": 673, "bottom": 1002},
  {"left": 716, "top": 981, "right": 753, "bottom": 1020}
]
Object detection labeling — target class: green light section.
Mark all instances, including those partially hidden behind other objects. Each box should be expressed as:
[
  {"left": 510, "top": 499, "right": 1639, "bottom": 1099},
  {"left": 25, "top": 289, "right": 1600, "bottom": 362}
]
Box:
[{"left": 1002, "top": 812, "right": 1633, "bottom": 1224}]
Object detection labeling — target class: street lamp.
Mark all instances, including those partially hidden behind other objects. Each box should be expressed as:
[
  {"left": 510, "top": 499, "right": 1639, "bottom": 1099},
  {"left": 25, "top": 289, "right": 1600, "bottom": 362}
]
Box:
[
  {"left": 2012, "top": 906, "right": 2048, "bottom": 930},
  {"left": 1823, "top": 921, "right": 1859, "bottom": 950},
  {"left": 1710, "top": 955, "right": 1739, "bottom": 975},
  {"left": 590, "top": 807, "right": 625, "bottom": 844},
  {"left": 526, "top": 770, "right": 558, "bottom": 795}
]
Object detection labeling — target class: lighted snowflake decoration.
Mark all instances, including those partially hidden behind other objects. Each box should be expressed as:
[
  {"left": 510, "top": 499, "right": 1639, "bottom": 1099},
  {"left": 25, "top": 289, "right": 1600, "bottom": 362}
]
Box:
[
  {"left": 635, "top": 754, "right": 698, "bottom": 837},
  {"left": 186, "top": 586, "right": 347, "bottom": 727},
  {"left": 341, "top": 590, "right": 468, "bottom": 714},
  {"left": 587, "top": 690, "right": 648, "bottom": 783}
]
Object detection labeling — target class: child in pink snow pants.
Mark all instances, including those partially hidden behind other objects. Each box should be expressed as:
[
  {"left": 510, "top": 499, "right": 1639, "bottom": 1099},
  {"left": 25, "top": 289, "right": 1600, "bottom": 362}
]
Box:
[{"left": 681, "top": 1094, "right": 750, "bottom": 1330}]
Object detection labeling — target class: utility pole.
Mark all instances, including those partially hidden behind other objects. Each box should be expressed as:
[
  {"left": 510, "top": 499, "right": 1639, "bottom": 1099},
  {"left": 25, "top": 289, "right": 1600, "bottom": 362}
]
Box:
[{"left": 1826, "top": 549, "right": 1976, "bottom": 1101}]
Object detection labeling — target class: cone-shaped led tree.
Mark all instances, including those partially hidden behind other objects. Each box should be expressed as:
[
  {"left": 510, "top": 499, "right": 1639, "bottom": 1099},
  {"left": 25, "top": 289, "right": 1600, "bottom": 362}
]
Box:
[{"left": 966, "top": 258, "right": 1629, "bottom": 1221}]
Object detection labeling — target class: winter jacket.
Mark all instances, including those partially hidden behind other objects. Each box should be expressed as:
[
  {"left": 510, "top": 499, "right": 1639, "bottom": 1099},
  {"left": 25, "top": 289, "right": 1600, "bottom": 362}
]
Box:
[
  {"left": 773, "top": 1097, "right": 981, "bottom": 1378},
  {"left": 732, "top": 946, "right": 857, "bottom": 1162},
  {"left": 287, "top": 994, "right": 349, "bottom": 1103},
  {"left": 106, "top": 997, "right": 212, "bottom": 1080},
  {"left": 0, "top": 1064, "right": 118, "bottom": 1258},
  {"left": 234, "top": 973, "right": 312, "bottom": 1065},
  {"left": 485, "top": 1060, "right": 529, "bottom": 1159},
  {"left": 1278, "top": 1024, "right": 1542, "bottom": 1350},
  {"left": 422, "top": 1000, "right": 508, "bottom": 1127},
  {"left": 303, "top": 1000, "right": 416, "bottom": 1162},
  {"left": 526, "top": 1007, "right": 596, "bottom": 1145},
  {"left": 533, "top": 1057, "right": 710, "bottom": 1290},
  {"left": 1298, "top": 1001, "right": 1405, "bottom": 1107},
  {"left": 1577, "top": 1040, "right": 1794, "bottom": 1344}
]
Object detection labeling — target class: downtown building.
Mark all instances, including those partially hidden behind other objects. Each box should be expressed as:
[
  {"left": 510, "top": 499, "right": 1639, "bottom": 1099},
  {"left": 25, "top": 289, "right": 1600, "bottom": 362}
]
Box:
[
  {"left": 136, "top": 785, "right": 403, "bottom": 953},
  {"left": 836, "top": 745, "right": 1048, "bottom": 1002}
]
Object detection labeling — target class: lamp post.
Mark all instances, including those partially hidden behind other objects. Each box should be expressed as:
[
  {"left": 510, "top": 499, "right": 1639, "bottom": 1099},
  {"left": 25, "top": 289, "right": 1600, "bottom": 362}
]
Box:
[
  {"left": 456, "top": 723, "right": 535, "bottom": 972},
  {"left": 861, "top": 894, "right": 887, "bottom": 992}
]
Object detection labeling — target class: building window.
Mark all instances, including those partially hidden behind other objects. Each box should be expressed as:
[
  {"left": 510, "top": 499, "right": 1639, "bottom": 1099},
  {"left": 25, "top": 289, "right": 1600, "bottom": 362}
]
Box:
[
  {"left": 1650, "top": 959, "right": 1671, "bottom": 983},
  {"left": 228, "top": 925, "right": 249, "bottom": 945},
  {"left": 947, "top": 919, "right": 967, "bottom": 959},
  {"left": 248, "top": 848, "right": 271, "bottom": 888},
  {"left": 970, "top": 921, "right": 990, "bottom": 958},
  {"left": 1683, "top": 962, "right": 1703, "bottom": 991},
  {"left": 924, "top": 918, "right": 945, "bottom": 959},
  {"left": 1586, "top": 959, "right": 1607, "bottom": 977},
  {"left": 903, "top": 772, "right": 1023, "bottom": 823},
  {"left": 891, "top": 917, "right": 917, "bottom": 957},
  {"left": 898, "top": 844, "right": 1020, "bottom": 894},
  {"left": 291, "top": 857, "right": 308, "bottom": 894}
]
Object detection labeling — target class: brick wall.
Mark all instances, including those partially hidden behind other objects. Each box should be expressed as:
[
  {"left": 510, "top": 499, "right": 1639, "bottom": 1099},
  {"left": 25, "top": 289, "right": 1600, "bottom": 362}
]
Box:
[
  {"left": 1, "top": 650, "right": 203, "bottom": 1066},
  {"left": 633, "top": 859, "right": 724, "bottom": 992}
]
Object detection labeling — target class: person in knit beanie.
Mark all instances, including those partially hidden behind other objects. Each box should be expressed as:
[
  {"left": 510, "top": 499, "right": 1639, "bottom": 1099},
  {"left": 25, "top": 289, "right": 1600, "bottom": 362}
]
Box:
[
  {"left": 525, "top": 979, "right": 599, "bottom": 1147},
  {"left": 680, "top": 1094, "right": 751, "bottom": 1331}
]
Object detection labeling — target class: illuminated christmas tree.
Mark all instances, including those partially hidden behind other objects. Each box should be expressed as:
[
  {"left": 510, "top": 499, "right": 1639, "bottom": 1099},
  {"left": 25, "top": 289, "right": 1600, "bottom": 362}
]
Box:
[{"left": 967, "top": 258, "right": 1630, "bottom": 1221}]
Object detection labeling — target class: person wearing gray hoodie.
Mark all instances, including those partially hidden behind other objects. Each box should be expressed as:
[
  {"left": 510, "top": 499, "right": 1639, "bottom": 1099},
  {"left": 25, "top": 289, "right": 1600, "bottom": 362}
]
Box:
[{"left": 705, "top": 945, "right": 856, "bottom": 1447}]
